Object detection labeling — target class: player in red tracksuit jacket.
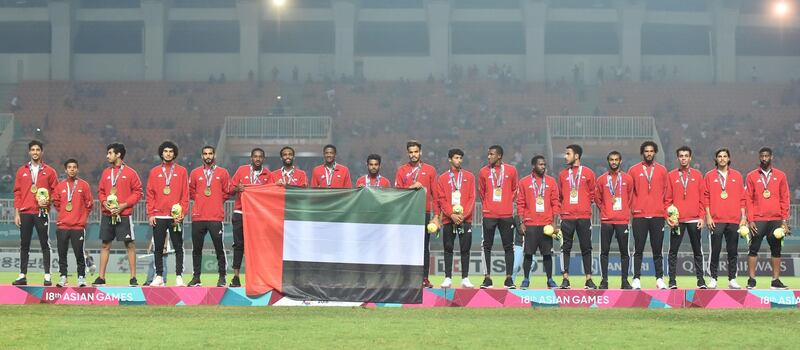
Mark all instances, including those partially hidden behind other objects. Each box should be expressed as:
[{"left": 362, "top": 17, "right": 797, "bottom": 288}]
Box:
[
  {"left": 187, "top": 145, "right": 231, "bottom": 288},
  {"left": 230, "top": 147, "right": 272, "bottom": 287},
  {"left": 595, "top": 151, "right": 634, "bottom": 290},
  {"left": 310, "top": 144, "right": 352, "bottom": 188},
  {"left": 434, "top": 148, "right": 476, "bottom": 289},
  {"left": 666, "top": 146, "right": 707, "bottom": 289},
  {"left": 145, "top": 141, "right": 190, "bottom": 287},
  {"left": 557, "top": 144, "right": 597, "bottom": 289},
  {"left": 394, "top": 140, "right": 438, "bottom": 288},
  {"left": 271, "top": 146, "right": 307, "bottom": 188},
  {"left": 477, "top": 145, "right": 519, "bottom": 289},
  {"left": 52, "top": 159, "right": 93, "bottom": 288},
  {"left": 96, "top": 142, "right": 143, "bottom": 287},
  {"left": 12, "top": 140, "right": 59, "bottom": 286},
  {"left": 516, "top": 155, "right": 560, "bottom": 290},
  {"left": 744, "top": 147, "right": 791, "bottom": 290},
  {"left": 704, "top": 148, "right": 747, "bottom": 290},
  {"left": 628, "top": 141, "right": 671, "bottom": 290},
  {"left": 355, "top": 154, "right": 392, "bottom": 188}
]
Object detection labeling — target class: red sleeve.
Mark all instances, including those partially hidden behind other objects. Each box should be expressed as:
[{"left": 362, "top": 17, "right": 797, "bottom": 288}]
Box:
[
  {"left": 696, "top": 174, "right": 706, "bottom": 219},
  {"left": 181, "top": 168, "right": 190, "bottom": 213},
  {"left": 47, "top": 166, "right": 58, "bottom": 196},
  {"left": 343, "top": 168, "right": 352, "bottom": 188},
  {"left": 12, "top": 167, "right": 22, "bottom": 209},
  {"left": 52, "top": 182, "right": 62, "bottom": 211},
  {"left": 220, "top": 169, "right": 232, "bottom": 200},
  {"left": 381, "top": 177, "right": 391, "bottom": 188},
  {"left": 594, "top": 176, "right": 605, "bottom": 217},
  {"left": 557, "top": 170, "right": 565, "bottom": 206},
  {"left": 299, "top": 171, "right": 308, "bottom": 188},
  {"left": 780, "top": 173, "right": 790, "bottom": 221},
  {"left": 703, "top": 173, "right": 712, "bottom": 212},
  {"left": 663, "top": 169, "right": 672, "bottom": 219},
  {"left": 745, "top": 172, "right": 756, "bottom": 222},
  {"left": 738, "top": 171, "right": 747, "bottom": 215},
  {"left": 83, "top": 181, "right": 94, "bottom": 221},
  {"left": 146, "top": 169, "right": 156, "bottom": 217},
  {"left": 310, "top": 167, "right": 320, "bottom": 188},
  {"left": 586, "top": 170, "right": 597, "bottom": 205},
  {"left": 98, "top": 170, "right": 107, "bottom": 203},
  {"left": 516, "top": 178, "right": 527, "bottom": 222},
  {"left": 188, "top": 169, "right": 197, "bottom": 201},
  {"left": 394, "top": 169, "right": 404, "bottom": 188},
  {"left": 550, "top": 178, "right": 561, "bottom": 221},
  {"left": 126, "top": 170, "right": 143, "bottom": 208},
  {"left": 477, "top": 168, "right": 487, "bottom": 204},
  {"left": 463, "top": 173, "right": 476, "bottom": 220},
  {"left": 435, "top": 175, "right": 448, "bottom": 218},
  {"left": 510, "top": 167, "right": 519, "bottom": 202},
  {"left": 626, "top": 174, "right": 634, "bottom": 207}
]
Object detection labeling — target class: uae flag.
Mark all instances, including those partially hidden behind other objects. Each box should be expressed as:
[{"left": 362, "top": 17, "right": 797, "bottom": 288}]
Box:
[{"left": 241, "top": 184, "right": 426, "bottom": 304}]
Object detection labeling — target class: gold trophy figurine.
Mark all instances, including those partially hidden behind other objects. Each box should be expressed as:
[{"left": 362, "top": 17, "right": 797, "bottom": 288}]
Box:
[
  {"left": 171, "top": 204, "right": 183, "bottom": 233},
  {"left": 106, "top": 194, "right": 120, "bottom": 225},
  {"left": 35, "top": 188, "right": 49, "bottom": 218}
]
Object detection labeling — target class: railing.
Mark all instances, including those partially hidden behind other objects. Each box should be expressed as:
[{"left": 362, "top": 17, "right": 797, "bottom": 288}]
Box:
[
  {"left": 547, "top": 116, "right": 654, "bottom": 139},
  {"left": 225, "top": 116, "right": 331, "bottom": 139}
]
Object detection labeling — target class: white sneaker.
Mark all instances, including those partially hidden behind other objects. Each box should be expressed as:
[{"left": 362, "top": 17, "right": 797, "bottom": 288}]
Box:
[
  {"left": 728, "top": 279, "right": 742, "bottom": 290},
  {"left": 631, "top": 278, "right": 641, "bottom": 290},
  {"left": 656, "top": 278, "right": 667, "bottom": 290},
  {"left": 44, "top": 274, "right": 51, "bottom": 283},
  {"left": 441, "top": 277, "right": 452, "bottom": 288},
  {"left": 57, "top": 275, "right": 67, "bottom": 287},
  {"left": 175, "top": 275, "right": 185, "bottom": 287},
  {"left": 77, "top": 276, "right": 86, "bottom": 287},
  {"left": 461, "top": 277, "right": 474, "bottom": 289},
  {"left": 708, "top": 278, "right": 717, "bottom": 289},
  {"left": 151, "top": 275, "right": 164, "bottom": 287}
]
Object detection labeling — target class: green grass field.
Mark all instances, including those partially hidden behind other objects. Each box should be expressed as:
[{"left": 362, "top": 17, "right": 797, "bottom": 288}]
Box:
[
  {"left": 0, "top": 306, "right": 798, "bottom": 348},
  {"left": 3, "top": 272, "right": 798, "bottom": 290}
]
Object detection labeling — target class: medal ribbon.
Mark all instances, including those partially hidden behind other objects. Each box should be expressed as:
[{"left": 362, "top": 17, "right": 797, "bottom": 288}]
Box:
[
  {"left": 161, "top": 163, "right": 175, "bottom": 187},
  {"left": 204, "top": 165, "right": 216, "bottom": 189},
  {"left": 568, "top": 166, "right": 583, "bottom": 193},
  {"left": 490, "top": 164, "right": 504, "bottom": 189},
  {"left": 110, "top": 164, "right": 125, "bottom": 189},
  {"left": 531, "top": 173, "right": 545, "bottom": 199},
  {"left": 449, "top": 170, "right": 463, "bottom": 192},
  {"left": 250, "top": 165, "right": 263, "bottom": 185},
  {"left": 325, "top": 163, "right": 336, "bottom": 188},
  {"left": 716, "top": 170, "right": 728, "bottom": 192},
  {"left": 281, "top": 167, "right": 295, "bottom": 185},
  {"left": 760, "top": 169, "right": 772, "bottom": 191},
  {"left": 608, "top": 172, "right": 622, "bottom": 197},
  {"left": 678, "top": 168, "right": 691, "bottom": 197}
]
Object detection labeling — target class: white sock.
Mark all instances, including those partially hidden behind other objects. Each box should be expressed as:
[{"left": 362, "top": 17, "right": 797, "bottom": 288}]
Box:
[
  {"left": 18, "top": 273, "right": 25, "bottom": 279},
  {"left": 44, "top": 274, "right": 51, "bottom": 281}
]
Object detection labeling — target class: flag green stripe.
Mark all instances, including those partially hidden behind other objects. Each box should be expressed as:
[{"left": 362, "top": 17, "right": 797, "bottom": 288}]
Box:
[{"left": 283, "top": 187, "right": 426, "bottom": 225}]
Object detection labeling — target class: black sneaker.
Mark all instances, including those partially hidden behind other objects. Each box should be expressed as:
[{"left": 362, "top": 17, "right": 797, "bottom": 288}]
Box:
[
  {"left": 503, "top": 277, "right": 516, "bottom": 289},
  {"left": 480, "top": 277, "right": 493, "bottom": 289},
  {"left": 92, "top": 277, "right": 106, "bottom": 287},
  {"left": 668, "top": 280, "right": 678, "bottom": 289},
  {"left": 229, "top": 276, "right": 241, "bottom": 288},
  {"left": 621, "top": 279, "right": 633, "bottom": 290},
  {"left": 746, "top": 277, "right": 756, "bottom": 290},
  {"left": 771, "top": 278, "right": 788, "bottom": 290},
  {"left": 188, "top": 276, "right": 202, "bottom": 287},
  {"left": 697, "top": 278, "right": 707, "bottom": 289},
  {"left": 560, "top": 278, "right": 571, "bottom": 289},
  {"left": 142, "top": 280, "right": 152, "bottom": 286},
  {"left": 129, "top": 277, "right": 138, "bottom": 287},
  {"left": 584, "top": 279, "right": 597, "bottom": 290},
  {"left": 12, "top": 277, "right": 27, "bottom": 286},
  {"left": 43, "top": 279, "right": 52, "bottom": 286},
  {"left": 216, "top": 275, "right": 226, "bottom": 287},
  {"left": 599, "top": 279, "right": 608, "bottom": 290}
]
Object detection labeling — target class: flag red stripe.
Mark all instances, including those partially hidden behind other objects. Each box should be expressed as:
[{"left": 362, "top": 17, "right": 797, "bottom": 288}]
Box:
[{"left": 242, "top": 184, "right": 285, "bottom": 296}]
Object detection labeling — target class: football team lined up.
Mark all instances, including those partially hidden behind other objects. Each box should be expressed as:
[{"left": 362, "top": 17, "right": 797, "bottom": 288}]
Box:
[{"left": 12, "top": 139, "right": 792, "bottom": 290}]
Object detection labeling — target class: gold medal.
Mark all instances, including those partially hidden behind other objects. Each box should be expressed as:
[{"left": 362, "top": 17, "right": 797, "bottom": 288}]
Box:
[
  {"left": 65, "top": 202, "right": 73, "bottom": 212},
  {"left": 30, "top": 185, "right": 37, "bottom": 193},
  {"left": 110, "top": 187, "right": 117, "bottom": 195},
  {"left": 204, "top": 187, "right": 212, "bottom": 197},
  {"left": 570, "top": 189, "right": 578, "bottom": 198},
  {"left": 163, "top": 186, "right": 171, "bottom": 195},
  {"left": 494, "top": 188, "right": 502, "bottom": 197},
  {"left": 720, "top": 191, "right": 728, "bottom": 200},
  {"left": 536, "top": 196, "right": 544, "bottom": 205},
  {"left": 763, "top": 190, "right": 771, "bottom": 199}
]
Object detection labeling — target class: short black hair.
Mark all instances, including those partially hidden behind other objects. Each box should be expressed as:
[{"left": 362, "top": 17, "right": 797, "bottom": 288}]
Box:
[
  {"left": 107, "top": 143, "right": 126, "bottom": 159},
  {"left": 714, "top": 148, "right": 731, "bottom": 167},
  {"left": 406, "top": 140, "right": 422, "bottom": 150},
  {"left": 531, "top": 155, "right": 545, "bottom": 165},
  {"left": 640, "top": 141, "right": 659, "bottom": 155},
  {"left": 367, "top": 154, "right": 381, "bottom": 164},
  {"left": 676, "top": 146, "right": 692, "bottom": 157},
  {"left": 158, "top": 140, "right": 179, "bottom": 160},
  {"left": 759, "top": 147, "right": 773, "bottom": 156},
  {"left": 323, "top": 144, "right": 337, "bottom": 153},
  {"left": 607, "top": 150, "right": 622, "bottom": 161},
  {"left": 202, "top": 145, "right": 215, "bottom": 153},
  {"left": 448, "top": 148, "right": 464, "bottom": 159},
  {"left": 566, "top": 144, "right": 583, "bottom": 159},
  {"left": 63, "top": 158, "right": 78, "bottom": 168},
  {"left": 28, "top": 140, "right": 43, "bottom": 150},
  {"left": 279, "top": 146, "right": 294, "bottom": 156},
  {"left": 489, "top": 145, "right": 504, "bottom": 157},
  {"left": 251, "top": 147, "right": 265, "bottom": 157}
]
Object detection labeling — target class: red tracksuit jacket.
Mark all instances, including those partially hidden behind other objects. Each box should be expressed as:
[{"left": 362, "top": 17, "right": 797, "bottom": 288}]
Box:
[
  {"left": 745, "top": 167, "right": 790, "bottom": 222},
  {"left": 269, "top": 167, "right": 307, "bottom": 188},
  {"left": 478, "top": 163, "right": 519, "bottom": 219},
  {"left": 355, "top": 175, "right": 392, "bottom": 188},
  {"left": 517, "top": 173, "right": 560, "bottom": 226},
  {"left": 230, "top": 165, "right": 272, "bottom": 212},
  {"left": 52, "top": 178, "right": 93, "bottom": 230},
  {"left": 395, "top": 162, "right": 438, "bottom": 213},
  {"left": 13, "top": 162, "right": 58, "bottom": 214},
  {"left": 435, "top": 169, "right": 475, "bottom": 225},
  {"left": 667, "top": 168, "right": 706, "bottom": 222},
  {"left": 98, "top": 164, "right": 142, "bottom": 217},
  {"left": 558, "top": 165, "right": 596, "bottom": 219},
  {"left": 189, "top": 165, "right": 231, "bottom": 222},
  {"left": 146, "top": 162, "right": 190, "bottom": 218},
  {"left": 628, "top": 161, "right": 670, "bottom": 219},
  {"left": 310, "top": 163, "right": 352, "bottom": 188},
  {"left": 595, "top": 171, "right": 633, "bottom": 224},
  {"left": 703, "top": 168, "right": 746, "bottom": 224}
]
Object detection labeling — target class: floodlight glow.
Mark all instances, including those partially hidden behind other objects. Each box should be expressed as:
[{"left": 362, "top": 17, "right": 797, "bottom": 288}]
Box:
[
  {"left": 272, "top": 0, "right": 287, "bottom": 8},
  {"left": 773, "top": 1, "right": 790, "bottom": 17}
]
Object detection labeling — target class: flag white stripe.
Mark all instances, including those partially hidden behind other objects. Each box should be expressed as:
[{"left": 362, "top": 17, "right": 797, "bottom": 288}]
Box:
[{"left": 283, "top": 220, "right": 424, "bottom": 266}]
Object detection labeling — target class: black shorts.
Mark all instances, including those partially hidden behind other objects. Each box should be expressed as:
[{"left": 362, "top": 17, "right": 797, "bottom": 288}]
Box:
[{"left": 99, "top": 215, "right": 135, "bottom": 243}]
